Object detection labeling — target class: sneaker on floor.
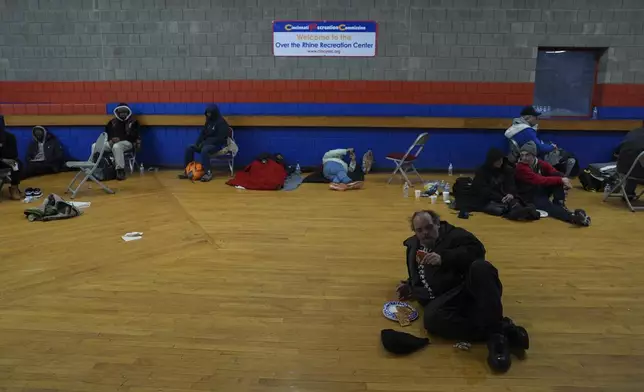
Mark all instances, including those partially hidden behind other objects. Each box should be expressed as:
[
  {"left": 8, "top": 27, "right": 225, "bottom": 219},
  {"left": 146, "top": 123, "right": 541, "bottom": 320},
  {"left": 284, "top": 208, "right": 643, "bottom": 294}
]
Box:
[
  {"left": 572, "top": 209, "right": 591, "bottom": 227},
  {"left": 502, "top": 317, "right": 529, "bottom": 358},
  {"left": 347, "top": 181, "right": 364, "bottom": 190},
  {"left": 200, "top": 171, "right": 213, "bottom": 182},
  {"left": 9, "top": 186, "right": 21, "bottom": 201},
  {"left": 24, "top": 187, "right": 34, "bottom": 197},
  {"left": 116, "top": 169, "right": 126, "bottom": 181},
  {"left": 329, "top": 183, "right": 348, "bottom": 191},
  {"left": 32, "top": 188, "right": 43, "bottom": 198},
  {"left": 362, "top": 150, "right": 374, "bottom": 174},
  {"left": 487, "top": 333, "right": 512, "bottom": 373}
]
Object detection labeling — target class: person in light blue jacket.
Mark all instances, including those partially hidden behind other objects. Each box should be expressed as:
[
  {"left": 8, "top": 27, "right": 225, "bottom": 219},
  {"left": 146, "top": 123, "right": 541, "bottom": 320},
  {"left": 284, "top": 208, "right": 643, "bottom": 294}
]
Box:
[
  {"left": 505, "top": 106, "right": 578, "bottom": 177},
  {"left": 504, "top": 106, "right": 555, "bottom": 155}
]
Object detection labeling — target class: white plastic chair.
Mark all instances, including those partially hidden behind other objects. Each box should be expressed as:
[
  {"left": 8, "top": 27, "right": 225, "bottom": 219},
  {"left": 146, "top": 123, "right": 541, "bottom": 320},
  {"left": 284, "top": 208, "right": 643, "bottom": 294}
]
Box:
[
  {"left": 386, "top": 132, "right": 429, "bottom": 185},
  {"left": 65, "top": 132, "right": 115, "bottom": 199},
  {"left": 603, "top": 150, "right": 644, "bottom": 212}
]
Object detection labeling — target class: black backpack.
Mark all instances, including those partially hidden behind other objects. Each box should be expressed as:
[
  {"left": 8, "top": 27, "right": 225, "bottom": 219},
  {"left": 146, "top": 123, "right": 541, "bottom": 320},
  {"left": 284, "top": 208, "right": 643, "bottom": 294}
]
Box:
[
  {"left": 92, "top": 151, "right": 117, "bottom": 181},
  {"left": 452, "top": 177, "right": 475, "bottom": 210},
  {"left": 579, "top": 164, "right": 618, "bottom": 192}
]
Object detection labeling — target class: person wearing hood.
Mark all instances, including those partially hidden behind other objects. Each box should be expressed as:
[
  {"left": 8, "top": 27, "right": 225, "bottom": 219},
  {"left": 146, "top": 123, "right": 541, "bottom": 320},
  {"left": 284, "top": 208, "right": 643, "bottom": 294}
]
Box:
[
  {"left": 0, "top": 115, "right": 23, "bottom": 200},
  {"left": 515, "top": 142, "right": 590, "bottom": 226},
  {"left": 396, "top": 210, "right": 529, "bottom": 373},
  {"left": 24, "top": 126, "right": 65, "bottom": 179},
  {"left": 471, "top": 148, "right": 518, "bottom": 216},
  {"left": 92, "top": 103, "right": 140, "bottom": 181},
  {"left": 179, "top": 105, "right": 229, "bottom": 182},
  {"left": 505, "top": 106, "right": 578, "bottom": 177}
]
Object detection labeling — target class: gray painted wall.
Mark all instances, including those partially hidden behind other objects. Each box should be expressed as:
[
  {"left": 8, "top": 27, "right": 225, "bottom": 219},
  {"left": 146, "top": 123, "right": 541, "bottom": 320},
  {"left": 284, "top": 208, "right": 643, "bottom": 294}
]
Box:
[{"left": 0, "top": 0, "right": 643, "bottom": 82}]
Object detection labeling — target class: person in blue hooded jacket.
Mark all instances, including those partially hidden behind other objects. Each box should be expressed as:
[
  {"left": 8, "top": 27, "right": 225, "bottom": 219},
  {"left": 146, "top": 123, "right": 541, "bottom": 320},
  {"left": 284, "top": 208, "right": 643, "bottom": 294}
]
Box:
[
  {"left": 504, "top": 106, "right": 578, "bottom": 177},
  {"left": 179, "top": 105, "right": 229, "bottom": 182}
]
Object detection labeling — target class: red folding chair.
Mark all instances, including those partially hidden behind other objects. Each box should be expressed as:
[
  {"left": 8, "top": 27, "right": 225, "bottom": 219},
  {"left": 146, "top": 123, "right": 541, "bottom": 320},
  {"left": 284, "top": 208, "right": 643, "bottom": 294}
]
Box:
[{"left": 386, "top": 132, "right": 429, "bottom": 185}]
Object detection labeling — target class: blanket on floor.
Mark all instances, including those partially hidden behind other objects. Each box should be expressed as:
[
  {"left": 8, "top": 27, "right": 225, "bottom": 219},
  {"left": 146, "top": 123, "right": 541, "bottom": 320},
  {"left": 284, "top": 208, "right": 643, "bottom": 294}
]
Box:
[{"left": 226, "top": 158, "right": 288, "bottom": 190}]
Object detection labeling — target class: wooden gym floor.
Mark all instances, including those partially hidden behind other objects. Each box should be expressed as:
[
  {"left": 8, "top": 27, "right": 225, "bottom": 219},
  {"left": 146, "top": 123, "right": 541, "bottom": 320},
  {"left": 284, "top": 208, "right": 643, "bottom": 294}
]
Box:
[{"left": 0, "top": 171, "right": 643, "bottom": 392}]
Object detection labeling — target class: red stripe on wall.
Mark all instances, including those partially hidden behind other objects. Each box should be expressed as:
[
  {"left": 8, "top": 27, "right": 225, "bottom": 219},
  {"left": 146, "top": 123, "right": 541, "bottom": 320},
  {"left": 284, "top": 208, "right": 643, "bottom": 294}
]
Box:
[
  {"left": 0, "top": 81, "right": 640, "bottom": 115},
  {"left": 0, "top": 80, "right": 534, "bottom": 106}
]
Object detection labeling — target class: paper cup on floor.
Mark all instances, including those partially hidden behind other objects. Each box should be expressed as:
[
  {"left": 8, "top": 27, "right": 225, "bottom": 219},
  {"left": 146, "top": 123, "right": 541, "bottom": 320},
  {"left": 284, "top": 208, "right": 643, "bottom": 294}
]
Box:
[
  {"left": 414, "top": 190, "right": 422, "bottom": 199},
  {"left": 430, "top": 195, "right": 437, "bottom": 204}
]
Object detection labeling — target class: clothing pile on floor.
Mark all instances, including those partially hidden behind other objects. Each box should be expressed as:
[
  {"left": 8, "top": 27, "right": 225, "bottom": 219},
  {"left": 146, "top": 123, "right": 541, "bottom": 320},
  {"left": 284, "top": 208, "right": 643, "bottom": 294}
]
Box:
[
  {"left": 23, "top": 193, "right": 82, "bottom": 222},
  {"left": 226, "top": 153, "right": 294, "bottom": 190}
]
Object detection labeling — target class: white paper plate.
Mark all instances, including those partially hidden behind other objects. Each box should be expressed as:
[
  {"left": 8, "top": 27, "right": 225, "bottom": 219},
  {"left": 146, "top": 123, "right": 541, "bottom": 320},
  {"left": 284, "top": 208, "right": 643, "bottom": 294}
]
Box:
[{"left": 382, "top": 301, "right": 419, "bottom": 322}]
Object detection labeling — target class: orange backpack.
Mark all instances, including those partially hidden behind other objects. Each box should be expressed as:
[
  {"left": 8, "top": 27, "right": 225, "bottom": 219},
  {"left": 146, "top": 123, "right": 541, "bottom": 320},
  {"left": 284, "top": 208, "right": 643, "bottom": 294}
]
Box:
[{"left": 185, "top": 161, "right": 205, "bottom": 181}]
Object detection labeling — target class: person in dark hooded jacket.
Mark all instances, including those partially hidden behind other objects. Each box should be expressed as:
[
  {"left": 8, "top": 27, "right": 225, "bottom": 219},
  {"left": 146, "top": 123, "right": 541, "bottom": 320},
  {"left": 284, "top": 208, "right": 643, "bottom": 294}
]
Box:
[
  {"left": 471, "top": 148, "right": 518, "bottom": 216},
  {"left": 0, "top": 115, "right": 23, "bottom": 200},
  {"left": 179, "top": 105, "right": 229, "bottom": 182},
  {"left": 396, "top": 210, "right": 529, "bottom": 373},
  {"left": 92, "top": 103, "right": 140, "bottom": 181},
  {"left": 24, "top": 126, "right": 65, "bottom": 179}
]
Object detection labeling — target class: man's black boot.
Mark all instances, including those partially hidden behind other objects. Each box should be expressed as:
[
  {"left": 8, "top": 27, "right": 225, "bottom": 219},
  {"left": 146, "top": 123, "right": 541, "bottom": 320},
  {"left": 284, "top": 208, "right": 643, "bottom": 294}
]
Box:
[{"left": 487, "top": 333, "right": 511, "bottom": 373}]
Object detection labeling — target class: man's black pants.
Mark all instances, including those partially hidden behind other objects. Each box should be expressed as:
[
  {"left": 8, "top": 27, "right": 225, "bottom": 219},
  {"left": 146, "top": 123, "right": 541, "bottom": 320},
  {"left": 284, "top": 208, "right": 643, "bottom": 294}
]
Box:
[
  {"left": 423, "top": 259, "right": 503, "bottom": 342},
  {"left": 532, "top": 185, "right": 571, "bottom": 222}
]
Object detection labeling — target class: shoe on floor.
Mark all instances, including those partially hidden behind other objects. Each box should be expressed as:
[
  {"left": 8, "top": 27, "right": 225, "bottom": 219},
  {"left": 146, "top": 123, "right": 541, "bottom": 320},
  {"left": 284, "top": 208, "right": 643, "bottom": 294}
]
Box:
[
  {"left": 24, "top": 187, "right": 34, "bottom": 197},
  {"left": 347, "top": 181, "right": 364, "bottom": 190},
  {"left": 200, "top": 171, "right": 214, "bottom": 182},
  {"left": 571, "top": 209, "right": 591, "bottom": 227},
  {"left": 362, "top": 150, "right": 374, "bottom": 174},
  {"left": 502, "top": 317, "right": 529, "bottom": 358},
  {"left": 329, "top": 183, "right": 348, "bottom": 191},
  {"left": 116, "top": 169, "right": 126, "bottom": 181},
  {"left": 9, "top": 186, "right": 21, "bottom": 201},
  {"left": 32, "top": 188, "right": 43, "bottom": 197},
  {"left": 487, "top": 333, "right": 511, "bottom": 373}
]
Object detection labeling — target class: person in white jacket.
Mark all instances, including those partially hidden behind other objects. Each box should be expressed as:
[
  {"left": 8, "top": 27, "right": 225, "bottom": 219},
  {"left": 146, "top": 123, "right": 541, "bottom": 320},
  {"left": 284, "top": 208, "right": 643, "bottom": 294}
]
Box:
[{"left": 322, "top": 148, "right": 373, "bottom": 191}]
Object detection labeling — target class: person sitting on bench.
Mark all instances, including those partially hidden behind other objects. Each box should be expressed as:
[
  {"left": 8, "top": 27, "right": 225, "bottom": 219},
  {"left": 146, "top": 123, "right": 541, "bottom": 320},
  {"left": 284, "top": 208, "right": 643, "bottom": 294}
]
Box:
[
  {"left": 515, "top": 142, "right": 590, "bottom": 226},
  {"left": 179, "top": 104, "right": 229, "bottom": 182},
  {"left": 505, "top": 106, "right": 578, "bottom": 177},
  {"left": 24, "top": 126, "right": 65, "bottom": 179},
  {"left": 0, "top": 115, "right": 22, "bottom": 200},
  {"left": 322, "top": 148, "right": 373, "bottom": 191},
  {"left": 92, "top": 103, "right": 141, "bottom": 181},
  {"left": 396, "top": 210, "right": 529, "bottom": 373}
]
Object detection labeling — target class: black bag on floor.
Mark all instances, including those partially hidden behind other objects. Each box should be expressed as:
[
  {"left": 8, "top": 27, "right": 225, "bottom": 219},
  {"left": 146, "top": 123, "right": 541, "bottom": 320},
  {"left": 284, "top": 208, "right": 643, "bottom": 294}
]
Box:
[
  {"left": 452, "top": 176, "right": 475, "bottom": 211},
  {"left": 92, "top": 151, "right": 117, "bottom": 181},
  {"left": 579, "top": 163, "right": 618, "bottom": 192}
]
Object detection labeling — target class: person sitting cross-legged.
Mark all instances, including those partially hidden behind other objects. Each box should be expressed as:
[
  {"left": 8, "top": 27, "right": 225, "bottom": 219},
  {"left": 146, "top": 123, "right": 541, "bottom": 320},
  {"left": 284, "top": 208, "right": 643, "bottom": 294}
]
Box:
[
  {"left": 23, "top": 126, "right": 65, "bottom": 179},
  {"left": 179, "top": 104, "right": 229, "bottom": 182},
  {"left": 396, "top": 210, "right": 529, "bottom": 373},
  {"left": 471, "top": 148, "right": 519, "bottom": 216},
  {"left": 322, "top": 148, "right": 373, "bottom": 191},
  {"left": 515, "top": 142, "right": 590, "bottom": 226}
]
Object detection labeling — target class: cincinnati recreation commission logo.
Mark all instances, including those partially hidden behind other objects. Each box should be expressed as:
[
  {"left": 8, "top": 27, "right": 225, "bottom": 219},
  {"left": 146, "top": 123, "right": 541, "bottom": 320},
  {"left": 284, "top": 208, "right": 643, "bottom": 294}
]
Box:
[{"left": 283, "top": 23, "right": 366, "bottom": 31}]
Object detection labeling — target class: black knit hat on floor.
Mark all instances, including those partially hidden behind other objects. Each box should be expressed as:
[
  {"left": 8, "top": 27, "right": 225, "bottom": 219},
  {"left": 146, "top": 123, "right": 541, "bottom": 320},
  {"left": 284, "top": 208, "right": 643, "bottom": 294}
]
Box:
[{"left": 381, "top": 329, "right": 430, "bottom": 355}]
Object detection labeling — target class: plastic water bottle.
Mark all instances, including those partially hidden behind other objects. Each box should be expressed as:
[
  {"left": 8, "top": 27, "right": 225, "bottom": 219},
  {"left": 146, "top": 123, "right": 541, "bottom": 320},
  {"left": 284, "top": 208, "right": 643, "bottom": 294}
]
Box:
[
  {"left": 139, "top": 163, "right": 144, "bottom": 176},
  {"left": 403, "top": 182, "right": 409, "bottom": 198},
  {"left": 295, "top": 162, "right": 301, "bottom": 175},
  {"left": 592, "top": 106, "right": 598, "bottom": 120},
  {"left": 448, "top": 163, "right": 453, "bottom": 176}
]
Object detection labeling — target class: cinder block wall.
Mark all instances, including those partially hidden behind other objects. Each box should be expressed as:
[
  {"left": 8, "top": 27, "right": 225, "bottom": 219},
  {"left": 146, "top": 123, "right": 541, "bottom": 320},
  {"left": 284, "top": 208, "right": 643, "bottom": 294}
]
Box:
[{"left": 1, "top": 0, "right": 643, "bottom": 84}]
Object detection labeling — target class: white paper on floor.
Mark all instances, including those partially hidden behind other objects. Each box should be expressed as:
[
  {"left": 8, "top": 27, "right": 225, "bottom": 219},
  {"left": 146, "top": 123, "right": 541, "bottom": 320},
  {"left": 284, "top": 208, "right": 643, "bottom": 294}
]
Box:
[
  {"left": 122, "top": 232, "right": 143, "bottom": 242},
  {"left": 69, "top": 201, "right": 91, "bottom": 209}
]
